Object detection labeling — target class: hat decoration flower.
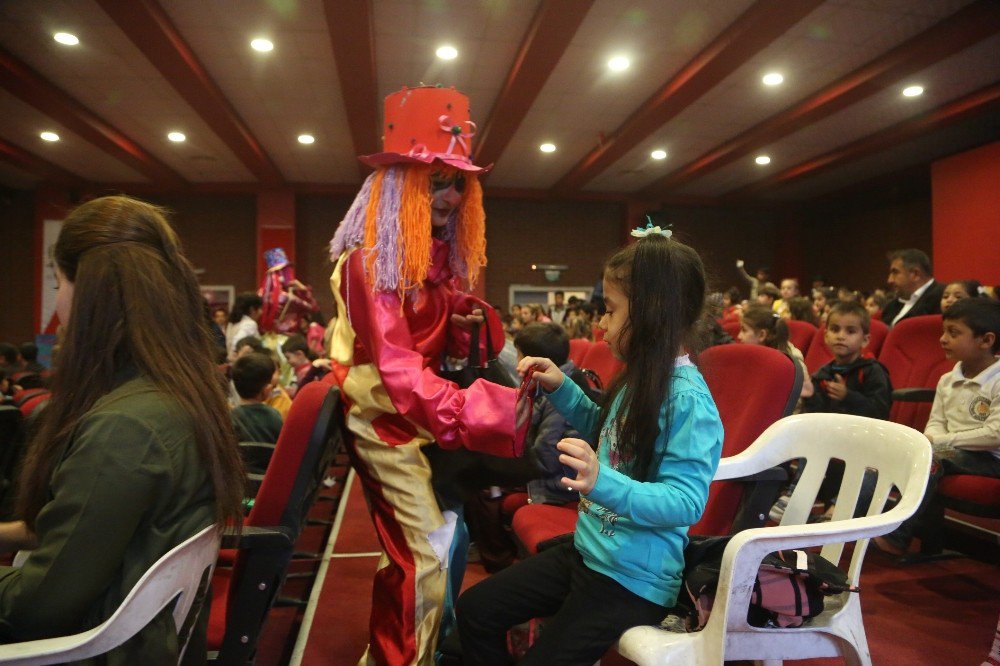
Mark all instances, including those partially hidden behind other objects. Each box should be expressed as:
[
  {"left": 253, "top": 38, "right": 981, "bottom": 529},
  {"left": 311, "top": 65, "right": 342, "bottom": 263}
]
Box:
[{"left": 631, "top": 218, "right": 673, "bottom": 239}]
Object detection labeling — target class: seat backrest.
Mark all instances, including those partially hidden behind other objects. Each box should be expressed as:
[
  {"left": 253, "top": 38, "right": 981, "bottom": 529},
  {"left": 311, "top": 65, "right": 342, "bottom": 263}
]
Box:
[
  {"left": 721, "top": 319, "right": 741, "bottom": 341},
  {"left": 866, "top": 318, "right": 889, "bottom": 357},
  {"left": 247, "top": 382, "right": 341, "bottom": 538},
  {"left": 578, "top": 341, "right": 624, "bottom": 388},
  {"left": 0, "top": 525, "right": 219, "bottom": 665},
  {"left": 691, "top": 344, "right": 802, "bottom": 535},
  {"left": 567, "top": 338, "right": 591, "bottom": 367},
  {"left": 785, "top": 320, "right": 816, "bottom": 356},
  {"left": 877, "top": 314, "right": 949, "bottom": 430}
]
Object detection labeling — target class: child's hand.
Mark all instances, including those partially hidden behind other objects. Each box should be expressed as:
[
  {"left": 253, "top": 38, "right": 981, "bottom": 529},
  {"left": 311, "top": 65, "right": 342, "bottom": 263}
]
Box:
[
  {"left": 312, "top": 358, "right": 332, "bottom": 369},
  {"left": 736, "top": 259, "right": 744, "bottom": 268},
  {"left": 825, "top": 373, "right": 847, "bottom": 401},
  {"left": 516, "top": 356, "right": 564, "bottom": 392},
  {"left": 557, "top": 438, "right": 599, "bottom": 495}
]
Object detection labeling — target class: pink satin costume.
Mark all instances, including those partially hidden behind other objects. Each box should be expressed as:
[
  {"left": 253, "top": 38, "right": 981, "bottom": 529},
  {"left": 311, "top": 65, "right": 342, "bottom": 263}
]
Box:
[{"left": 328, "top": 239, "right": 522, "bottom": 664}]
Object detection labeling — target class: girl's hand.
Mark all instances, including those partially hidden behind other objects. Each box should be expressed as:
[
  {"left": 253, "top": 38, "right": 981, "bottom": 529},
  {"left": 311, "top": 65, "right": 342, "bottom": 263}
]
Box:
[
  {"left": 557, "top": 438, "right": 599, "bottom": 495},
  {"left": 516, "top": 356, "right": 564, "bottom": 392}
]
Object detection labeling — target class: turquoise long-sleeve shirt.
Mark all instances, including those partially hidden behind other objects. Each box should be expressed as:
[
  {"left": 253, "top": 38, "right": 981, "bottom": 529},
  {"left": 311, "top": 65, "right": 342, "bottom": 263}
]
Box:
[{"left": 547, "top": 356, "right": 723, "bottom": 607}]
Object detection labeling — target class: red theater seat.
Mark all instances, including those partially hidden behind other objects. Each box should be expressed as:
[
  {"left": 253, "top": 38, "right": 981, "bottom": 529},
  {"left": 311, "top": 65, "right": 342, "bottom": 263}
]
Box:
[
  {"left": 568, "top": 338, "right": 591, "bottom": 367},
  {"left": 207, "top": 381, "right": 343, "bottom": 663},
  {"left": 878, "top": 315, "right": 950, "bottom": 431},
  {"left": 786, "top": 319, "right": 817, "bottom": 357},
  {"left": 578, "top": 341, "right": 624, "bottom": 389}
]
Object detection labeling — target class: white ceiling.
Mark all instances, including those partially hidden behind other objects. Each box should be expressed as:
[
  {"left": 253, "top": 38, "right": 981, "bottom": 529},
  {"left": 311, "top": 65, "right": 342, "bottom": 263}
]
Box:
[{"left": 0, "top": 0, "right": 997, "bottom": 203}]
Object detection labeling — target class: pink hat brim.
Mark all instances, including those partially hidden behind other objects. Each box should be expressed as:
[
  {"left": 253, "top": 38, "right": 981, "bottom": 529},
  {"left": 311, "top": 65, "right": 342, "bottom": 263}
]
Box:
[{"left": 358, "top": 152, "right": 492, "bottom": 174}]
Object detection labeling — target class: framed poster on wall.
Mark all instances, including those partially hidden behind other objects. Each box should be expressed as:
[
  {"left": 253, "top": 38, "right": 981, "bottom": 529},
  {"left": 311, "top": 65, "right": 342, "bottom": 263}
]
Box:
[{"left": 201, "top": 285, "right": 235, "bottom": 314}]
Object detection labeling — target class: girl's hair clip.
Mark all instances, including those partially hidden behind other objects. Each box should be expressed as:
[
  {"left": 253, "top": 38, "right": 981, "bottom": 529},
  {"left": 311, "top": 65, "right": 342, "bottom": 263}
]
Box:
[{"left": 631, "top": 218, "right": 673, "bottom": 239}]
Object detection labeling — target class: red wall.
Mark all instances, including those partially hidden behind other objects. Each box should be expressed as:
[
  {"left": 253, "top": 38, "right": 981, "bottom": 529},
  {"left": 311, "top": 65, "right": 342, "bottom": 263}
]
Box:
[{"left": 932, "top": 141, "right": 1000, "bottom": 285}]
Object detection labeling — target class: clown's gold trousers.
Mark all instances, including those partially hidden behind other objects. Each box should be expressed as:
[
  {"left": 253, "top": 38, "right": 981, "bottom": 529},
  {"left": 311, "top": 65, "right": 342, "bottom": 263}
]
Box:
[{"left": 348, "top": 435, "right": 454, "bottom": 665}]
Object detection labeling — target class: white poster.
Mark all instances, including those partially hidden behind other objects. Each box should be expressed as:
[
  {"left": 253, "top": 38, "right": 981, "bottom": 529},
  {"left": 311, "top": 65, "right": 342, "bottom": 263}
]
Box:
[{"left": 40, "top": 219, "right": 63, "bottom": 334}]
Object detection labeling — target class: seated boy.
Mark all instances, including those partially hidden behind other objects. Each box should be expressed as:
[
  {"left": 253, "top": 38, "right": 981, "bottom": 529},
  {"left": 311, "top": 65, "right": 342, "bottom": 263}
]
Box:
[
  {"left": 804, "top": 301, "right": 891, "bottom": 418},
  {"left": 231, "top": 352, "right": 284, "bottom": 444},
  {"left": 875, "top": 298, "right": 1000, "bottom": 554},
  {"left": 514, "top": 323, "right": 590, "bottom": 506},
  {"left": 803, "top": 301, "right": 892, "bottom": 517}
]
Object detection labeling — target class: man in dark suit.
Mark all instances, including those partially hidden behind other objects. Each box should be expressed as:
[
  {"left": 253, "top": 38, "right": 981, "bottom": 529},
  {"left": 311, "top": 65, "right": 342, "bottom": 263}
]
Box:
[{"left": 882, "top": 248, "right": 945, "bottom": 327}]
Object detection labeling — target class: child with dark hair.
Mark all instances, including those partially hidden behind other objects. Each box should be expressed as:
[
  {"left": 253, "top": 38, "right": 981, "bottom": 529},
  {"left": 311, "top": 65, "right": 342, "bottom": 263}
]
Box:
[
  {"left": 281, "top": 334, "right": 329, "bottom": 397},
  {"left": 234, "top": 335, "right": 265, "bottom": 358},
  {"left": 876, "top": 298, "right": 1000, "bottom": 555},
  {"left": 458, "top": 233, "right": 723, "bottom": 662},
  {"left": 16, "top": 343, "right": 45, "bottom": 375},
  {"left": 231, "top": 352, "right": 283, "bottom": 444},
  {"left": 786, "top": 296, "right": 818, "bottom": 326},
  {"left": 225, "top": 292, "right": 262, "bottom": 361},
  {"left": 739, "top": 304, "right": 814, "bottom": 406},
  {"left": 795, "top": 301, "right": 892, "bottom": 520},
  {"left": 940, "top": 279, "right": 983, "bottom": 313},
  {"left": 0, "top": 344, "right": 16, "bottom": 368}
]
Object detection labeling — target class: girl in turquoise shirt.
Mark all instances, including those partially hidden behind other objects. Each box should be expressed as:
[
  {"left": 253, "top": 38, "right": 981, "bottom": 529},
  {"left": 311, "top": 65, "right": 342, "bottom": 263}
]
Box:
[{"left": 456, "top": 230, "right": 723, "bottom": 664}]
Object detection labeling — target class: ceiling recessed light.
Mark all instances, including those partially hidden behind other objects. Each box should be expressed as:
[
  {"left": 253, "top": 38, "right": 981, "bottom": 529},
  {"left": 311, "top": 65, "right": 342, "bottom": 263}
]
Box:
[
  {"left": 436, "top": 45, "right": 458, "bottom": 60},
  {"left": 167, "top": 131, "right": 186, "bottom": 143},
  {"left": 250, "top": 38, "right": 274, "bottom": 53},
  {"left": 902, "top": 85, "right": 924, "bottom": 98},
  {"left": 608, "top": 55, "right": 630, "bottom": 72},
  {"left": 650, "top": 149, "right": 667, "bottom": 160},
  {"left": 297, "top": 134, "right": 315, "bottom": 145},
  {"left": 539, "top": 143, "right": 556, "bottom": 153},
  {"left": 40, "top": 131, "right": 60, "bottom": 142},
  {"left": 755, "top": 155, "right": 771, "bottom": 165},
  {"left": 762, "top": 72, "right": 784, "bottom": 86},
  {"left": 53, "top": 32, "right": 79, "bottom": 46}
]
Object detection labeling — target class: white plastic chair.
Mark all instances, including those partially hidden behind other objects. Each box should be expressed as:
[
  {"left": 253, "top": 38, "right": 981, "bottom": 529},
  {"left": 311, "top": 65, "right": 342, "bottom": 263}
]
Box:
[
  {"left": 0, "top": 524, "right": 220, "bottom": 665},
  {"left": 617, "top": 413, "right": 932, "bottom": 666}
]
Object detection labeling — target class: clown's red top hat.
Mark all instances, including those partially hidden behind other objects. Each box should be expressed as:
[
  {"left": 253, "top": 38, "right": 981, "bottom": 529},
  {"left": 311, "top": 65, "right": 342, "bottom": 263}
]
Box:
[{"left": 359, "top": 85, "right": 489, "bottom": 173}]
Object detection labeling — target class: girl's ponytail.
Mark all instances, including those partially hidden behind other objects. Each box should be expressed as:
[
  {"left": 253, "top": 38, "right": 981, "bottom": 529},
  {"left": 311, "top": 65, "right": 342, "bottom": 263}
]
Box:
[{"left": 741, "top": 304, "right": 789, "bottom": 351}]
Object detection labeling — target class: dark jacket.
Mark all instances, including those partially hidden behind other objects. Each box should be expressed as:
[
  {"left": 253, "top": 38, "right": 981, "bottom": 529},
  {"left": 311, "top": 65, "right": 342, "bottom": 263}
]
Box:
[
  {"left": 803, "top": 356, "right": 892, "bottom": 419},
  {"left": 0, "top": 376, "right": 215, "bottom": 665},
  {"left": 526, "top": 361, "right": 589, "bottom": 505},
  {"left": 881, "top": 279, "right": 944, "bottom": 326}
]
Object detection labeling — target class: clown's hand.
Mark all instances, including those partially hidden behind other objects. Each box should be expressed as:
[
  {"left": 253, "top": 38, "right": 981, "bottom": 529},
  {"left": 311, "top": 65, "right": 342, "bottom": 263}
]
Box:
[{"left": 450, "top": 308, "right": 485, "bottom": 330}]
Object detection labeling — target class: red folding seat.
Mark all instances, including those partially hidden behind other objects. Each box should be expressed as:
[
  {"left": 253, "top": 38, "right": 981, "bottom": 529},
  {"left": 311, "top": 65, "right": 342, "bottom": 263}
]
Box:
[
  {"left": 786, "top": 319, "right": 817, "bottom": 356},
  {"left": 207, "top": 381, "right": 343, "bottom": 662},
  {"left": 567, "top": 338, "right": 591, "bottom": 368},
  {"left": 878, "top": 315, "right": 950, "bottom": 431},
  {"left": 578, "top": 341, "right": 624, "bottom": 390}
]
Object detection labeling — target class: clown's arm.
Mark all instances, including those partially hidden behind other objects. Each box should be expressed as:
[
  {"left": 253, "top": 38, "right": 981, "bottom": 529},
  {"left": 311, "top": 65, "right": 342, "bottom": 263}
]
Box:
[{"left": 342, "top": 251, "right": 524, "bottom": 457}]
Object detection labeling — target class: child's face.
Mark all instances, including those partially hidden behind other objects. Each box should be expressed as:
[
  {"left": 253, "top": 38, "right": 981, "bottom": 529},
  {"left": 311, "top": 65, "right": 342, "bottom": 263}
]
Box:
[
  {"left": 825, "top": 313, "right": 869, "bottom": 363},
  {"left": 940, "top": 319, "right": 994, "bottom": 363},
  {"left": 599, "top": 279, "right": 630, "bottom": 361},
  {"left": 864, "top": 296, "right": 879, "bottom": 316},
  {"left": 739, "top": 323, "right": 766, "bottom": 345},
  {"left": 940, "top": 283, "right": 971, "bottom": 312},
  {"left": 284, "top": 350, "right": 308, "bottom": 368}
]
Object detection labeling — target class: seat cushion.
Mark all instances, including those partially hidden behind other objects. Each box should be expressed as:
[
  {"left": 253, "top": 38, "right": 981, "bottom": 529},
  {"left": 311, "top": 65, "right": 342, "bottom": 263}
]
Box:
[
  {"left": 207, "top": 566, "right": 234, "bottom": 650},
  {"left": 938, "top": 474, "right": 1000, "bottom": 505},
  {"left": 501, "top": 492, "right": 529, "bottom": 518},
  {"left": 511, "top": 504, "right": 577, "bottom": 555}
]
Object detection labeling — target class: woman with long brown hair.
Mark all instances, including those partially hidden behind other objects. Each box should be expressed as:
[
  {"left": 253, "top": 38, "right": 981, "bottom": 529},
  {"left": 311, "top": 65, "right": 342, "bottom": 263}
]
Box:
[{"left": 0, "top": 196, "right": 244, "bottom": 662}]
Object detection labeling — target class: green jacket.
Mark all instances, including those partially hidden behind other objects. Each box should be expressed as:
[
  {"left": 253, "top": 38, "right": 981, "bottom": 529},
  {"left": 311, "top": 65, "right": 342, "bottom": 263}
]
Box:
[{"left": 0, "top": 375, "right": 216, "bottom": 665}]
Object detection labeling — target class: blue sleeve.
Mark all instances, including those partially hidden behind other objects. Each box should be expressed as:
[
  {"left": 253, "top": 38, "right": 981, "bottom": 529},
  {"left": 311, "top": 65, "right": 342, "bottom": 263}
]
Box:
[
  {"left": 587, "top": 388, "right": 723, "bottom": 528},
  {"left": 546, "top": 374, "right": 601, "bottom": 442}
]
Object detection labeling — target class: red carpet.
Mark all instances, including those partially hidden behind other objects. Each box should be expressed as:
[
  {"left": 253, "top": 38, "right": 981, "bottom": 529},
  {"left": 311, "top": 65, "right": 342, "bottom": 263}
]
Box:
[{"left": 295, "top": 472, "right": 1000, "bottom": 665}]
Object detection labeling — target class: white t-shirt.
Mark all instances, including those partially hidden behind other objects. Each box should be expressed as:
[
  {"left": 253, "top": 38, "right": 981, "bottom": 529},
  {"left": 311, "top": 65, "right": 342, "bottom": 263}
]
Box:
[{"left": 925, "top": 358, "right": 1000, "bottom": 459}]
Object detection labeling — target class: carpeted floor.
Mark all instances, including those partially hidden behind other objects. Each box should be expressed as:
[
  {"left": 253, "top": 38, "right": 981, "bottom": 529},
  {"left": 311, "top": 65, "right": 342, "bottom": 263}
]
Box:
[{"left": 285, "top": 473, "right": 999, "bottom": 665}]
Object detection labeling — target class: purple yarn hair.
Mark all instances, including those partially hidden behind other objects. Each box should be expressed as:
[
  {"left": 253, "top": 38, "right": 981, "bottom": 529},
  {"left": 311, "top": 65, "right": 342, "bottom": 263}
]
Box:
[{"left": 329, "top": 171, "right": 375, "bottom": 260}]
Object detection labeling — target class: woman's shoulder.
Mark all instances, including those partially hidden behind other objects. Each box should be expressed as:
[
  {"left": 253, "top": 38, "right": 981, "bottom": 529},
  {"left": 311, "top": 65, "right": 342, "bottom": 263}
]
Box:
[{"left": 82, "top": 376, "right": 190, "bottom": 439}]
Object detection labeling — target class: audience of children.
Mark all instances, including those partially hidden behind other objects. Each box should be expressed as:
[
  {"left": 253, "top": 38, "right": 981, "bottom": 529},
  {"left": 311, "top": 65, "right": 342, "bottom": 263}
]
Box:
[
  {"left": 875, "top": 298, "right": 1000, "bottom": 555},
  {"left": 281, "top": 334, "right": 330, "bottom": 398},
  {"left": 230, "top": 352, "right": 284, "bottom": 444}
]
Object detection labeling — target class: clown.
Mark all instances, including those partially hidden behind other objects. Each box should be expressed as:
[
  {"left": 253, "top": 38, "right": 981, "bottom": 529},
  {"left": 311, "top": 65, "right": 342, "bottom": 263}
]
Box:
[
  {"left": 258, "top": 247, "right": 319, "bottom": 336},
  {"left": 326, "top": 86, "right": 526, "bottom": 664}
]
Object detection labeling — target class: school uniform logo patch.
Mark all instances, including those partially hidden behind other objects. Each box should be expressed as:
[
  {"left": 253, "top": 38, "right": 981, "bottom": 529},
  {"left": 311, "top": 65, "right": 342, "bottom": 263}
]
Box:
[{"left": 969, "top": 396, "right": 990, "bottom": 422}]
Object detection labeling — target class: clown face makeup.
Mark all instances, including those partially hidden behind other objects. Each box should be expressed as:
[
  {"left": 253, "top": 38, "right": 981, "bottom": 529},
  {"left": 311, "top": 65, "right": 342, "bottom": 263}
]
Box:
[{"left": 430, "top": 170, "right": 465, "bottom": 228}]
